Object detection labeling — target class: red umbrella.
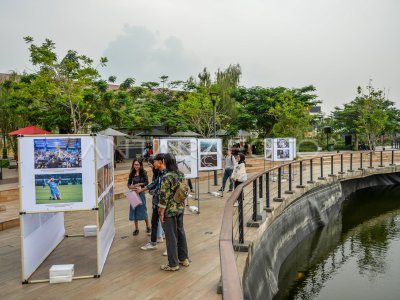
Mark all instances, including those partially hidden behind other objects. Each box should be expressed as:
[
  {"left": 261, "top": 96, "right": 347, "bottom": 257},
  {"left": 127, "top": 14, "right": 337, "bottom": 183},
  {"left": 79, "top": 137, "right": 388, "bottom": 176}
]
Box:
[{"left": 8, "top": 125, "right": 53, "bottom": 135}]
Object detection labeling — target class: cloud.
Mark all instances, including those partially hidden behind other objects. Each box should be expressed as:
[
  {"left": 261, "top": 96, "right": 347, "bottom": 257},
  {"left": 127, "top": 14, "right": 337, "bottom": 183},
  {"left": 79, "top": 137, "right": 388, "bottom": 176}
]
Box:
[{"left": 102, "top": 25, "right": 200, "bottom": 84}]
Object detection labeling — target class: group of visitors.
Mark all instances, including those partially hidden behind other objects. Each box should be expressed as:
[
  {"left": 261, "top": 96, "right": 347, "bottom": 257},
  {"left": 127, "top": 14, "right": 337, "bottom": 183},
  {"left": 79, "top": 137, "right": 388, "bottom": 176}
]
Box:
[
  {"left": 126, "top": 147, "right": 247, "bottom": 272},
  {"left": 127, "top": 153, "right": 190, "bottom": 271}
]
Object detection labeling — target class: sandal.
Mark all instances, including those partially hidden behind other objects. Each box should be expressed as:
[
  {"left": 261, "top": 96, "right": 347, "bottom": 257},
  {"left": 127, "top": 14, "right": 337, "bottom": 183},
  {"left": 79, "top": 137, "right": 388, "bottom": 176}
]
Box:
[
  {"left": 132, "top": 229, "right": 139, "bottom": 236},
  {"left": 160, "top": 264, "right": 179, "bottom": 271}
]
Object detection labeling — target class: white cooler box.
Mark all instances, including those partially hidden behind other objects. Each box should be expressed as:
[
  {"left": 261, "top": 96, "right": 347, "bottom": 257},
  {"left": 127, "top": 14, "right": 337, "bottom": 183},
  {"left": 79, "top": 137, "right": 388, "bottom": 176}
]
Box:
[
  {"left": 84, "top": 225, "right": 97, "bottom": 237},
  {"left": 49, "top": 264, "right": 74, "bottom": 284}
]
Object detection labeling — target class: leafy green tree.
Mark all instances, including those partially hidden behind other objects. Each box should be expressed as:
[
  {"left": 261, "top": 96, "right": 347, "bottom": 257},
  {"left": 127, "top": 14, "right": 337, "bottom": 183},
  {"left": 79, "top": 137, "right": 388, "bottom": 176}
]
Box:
[
  {"left": 232, "top": 85, "right": 319, "bottom": 137},
  {"left": 22, "top": 36, "right": 109, "bottom": 133},
  {"left": 333, "top": 84, "right": 398, "bottom": 150},
  {"left": 269, "top": 91, "right": 313, "bottom": 140},
  {"left": 176, "top": 89, "right": 215, "bottom": 137}
]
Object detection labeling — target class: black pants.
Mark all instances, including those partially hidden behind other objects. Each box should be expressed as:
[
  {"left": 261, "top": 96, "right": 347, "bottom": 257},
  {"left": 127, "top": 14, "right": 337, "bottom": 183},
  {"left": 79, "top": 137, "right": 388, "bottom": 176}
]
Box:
[
  {"left": 164, "top": 213, "right": 188, "bottom": 267},
  {"left": 150, "top": 207, "right": 159, "bottom": 244}
]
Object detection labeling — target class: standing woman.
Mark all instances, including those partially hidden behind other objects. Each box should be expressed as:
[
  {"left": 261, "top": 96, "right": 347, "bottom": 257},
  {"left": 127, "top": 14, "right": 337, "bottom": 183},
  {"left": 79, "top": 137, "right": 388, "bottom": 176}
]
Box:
[
  {"left": 231, "top": 153, "right": 247, "bottom": 189},
  {"left": 158, "top": 153, "right": 190, "bottom": 271},
  {"left": 128, "top": 159, "right": 150, "bottom": 235}
]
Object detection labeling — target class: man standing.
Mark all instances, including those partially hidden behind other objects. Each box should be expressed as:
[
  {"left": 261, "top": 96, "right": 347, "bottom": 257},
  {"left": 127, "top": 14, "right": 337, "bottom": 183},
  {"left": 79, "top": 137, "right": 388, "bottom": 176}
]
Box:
[
  {"left": 158, "top": 153, "right": 189, "bottom": 271},
  {"left": 218, "top": 149, "right": 236, "bottom": 192},
  {"left": 136, "top": 153, "right": 166, "bottom": 250}
]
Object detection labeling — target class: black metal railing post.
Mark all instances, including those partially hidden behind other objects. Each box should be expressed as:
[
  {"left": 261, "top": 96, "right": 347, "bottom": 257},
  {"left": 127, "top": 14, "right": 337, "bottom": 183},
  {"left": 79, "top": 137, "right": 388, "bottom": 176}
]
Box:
[
  {"left": 358, "top": 152, "right": 363, "bottom": 170},
  {"left": 297, "top": 161, "right": 305, "bottom": 188},
  {"left": 390, "top": 150, "right": 395, "bottom": 166},
  {"left": 238, "top": 191, "right": 244, "bottom": 244},
  {"left": 369, "top": 151, "right": 374, "bottom": 169},
  {"left": 348, "top": 153, "right": 354, "bottom": 172},
  {"left": 329, "top": 155, "right": 335, "bottom": 177},
  {"left": 265, "top": 172, "right": 272, "bottom": 212},
  {"left": 307, "top": 159, "right": 315, "bottom": 183},
  {"left": 252, "top": 180, "right": 257, "bottom": 222},
  {"left": 339, "top": 154, "right": 345, "bottom": 174},
  {"left": 259, "top": 175, "right": 263, "bottom": 199},
  {"left": 318, "top": 157, "right": 326, "bottom": 180},
  {"left": 286, "top": 163, "right": 294, "bottom": 194},
  {"left": 273, "top": 167, "right": 284, "bottom": 202},
  {"left": 379, "top": 150, "right": 384, "bottom": 167}
]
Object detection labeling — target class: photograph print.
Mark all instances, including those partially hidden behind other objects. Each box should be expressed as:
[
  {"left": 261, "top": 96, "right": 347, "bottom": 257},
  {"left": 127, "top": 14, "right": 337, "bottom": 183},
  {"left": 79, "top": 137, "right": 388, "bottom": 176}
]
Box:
[
  {"left": 200, "top": 154, "right": 218, "bottom": 168},
  {"left": 98, "top": 200, "right": 105, "bottom": 229},
  {"left": 35, "top": 173, "right": 83, "bottom": 205},
  {"left": 167, "top": 140, "right": 191, "bottom": 156},
  {"left": 265, "top": 149, "right": 272, "bottom": 159},
  {"left": 277, "top": 138, "right": 289, "bottom": 149},
  {"left": 176, "top": 157, "right": 192, "bottom": 175},
  {"left": 200, "top": 140, "right": 217, "bottom": 153},
  {"left": 265, "top": 138, "right": 272, "bottom": 149},
  {"left": 277, "top": 149, "right": 290, "bottom": 159},
  {"left": 34, "top": 138, "right": 82, "bottom": 169}
]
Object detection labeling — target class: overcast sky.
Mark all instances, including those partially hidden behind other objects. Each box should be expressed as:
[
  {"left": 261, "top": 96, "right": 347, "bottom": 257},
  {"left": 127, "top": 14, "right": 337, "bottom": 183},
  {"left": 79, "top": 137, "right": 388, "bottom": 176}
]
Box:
[{"left": 1, "top": 0, "right": 399, "bottom": 113}]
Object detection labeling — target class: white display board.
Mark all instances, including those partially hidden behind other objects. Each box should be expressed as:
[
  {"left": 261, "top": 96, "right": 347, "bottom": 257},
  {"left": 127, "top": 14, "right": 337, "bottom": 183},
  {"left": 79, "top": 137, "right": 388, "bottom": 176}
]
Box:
[
  {"left": 19, "top": 134, "right": 115, "bottom": 282},
  {"left": 198, "top": 138, "right": 223, "bottom": 171},
  {"left": 21, "top": 212, "right": 65, "bottom": 280},
  {"left": 19, "top": 135, "right": 96, "bottom": 212},
  {"left": 264, "top": 138, "right": 296, "bottom": 161},
  {"left": 96, "top": 135, "right": 115, "bottom": 273},
  {"left": 159, "top": 138, "right": 198, "bottom": 179},
  {"left": 96, "top": 135, "right": 115, "bottom": 274}
]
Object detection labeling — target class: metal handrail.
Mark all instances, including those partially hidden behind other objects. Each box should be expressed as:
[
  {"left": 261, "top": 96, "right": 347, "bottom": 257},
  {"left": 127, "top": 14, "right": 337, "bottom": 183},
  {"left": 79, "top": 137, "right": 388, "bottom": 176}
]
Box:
[{"left": 219, "top": 149, "right": 400, "bottom": 299}]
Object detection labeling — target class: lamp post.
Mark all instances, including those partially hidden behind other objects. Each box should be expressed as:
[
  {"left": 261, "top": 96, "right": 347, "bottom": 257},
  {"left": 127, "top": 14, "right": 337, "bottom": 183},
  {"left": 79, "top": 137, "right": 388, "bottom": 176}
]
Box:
[{"left": 210, "top": 92, "right": 218, "bottom": 186}]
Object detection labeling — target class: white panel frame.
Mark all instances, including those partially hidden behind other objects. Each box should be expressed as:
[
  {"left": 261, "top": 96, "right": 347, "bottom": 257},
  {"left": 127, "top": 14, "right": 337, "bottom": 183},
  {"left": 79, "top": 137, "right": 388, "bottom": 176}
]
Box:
[
  {"left": 159, "top": 138, "right": 198, "bottom": 179},
  {"left": 19, "top": 135, "right": 96, "bottom": 213},
  {"left": 21, "top": 212, "right": 65, "bottom": 281},
  {"left": 264, "top": 138, "right": 297, "bottom": 161},
  {"left": 198, "top": 138, "right": 223, "bottom": 171}
]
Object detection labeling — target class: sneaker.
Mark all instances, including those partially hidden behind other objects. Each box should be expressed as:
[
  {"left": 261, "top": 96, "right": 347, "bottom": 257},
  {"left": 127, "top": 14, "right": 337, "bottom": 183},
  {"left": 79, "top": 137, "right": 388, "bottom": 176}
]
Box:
[
  {"left": 157, "top": 237, "right": 164, "bottom": 243},
  {"left": 163, "top": 250, "right": 168, "bottom": 256},
  {"left": 146, "top": 227, "right": 151, "bottom": 233},
  {"left": 233, "top": 202, "right": 238, "bottom": 207},
  {"left": 228, "top": 190, "right": 233, "bottom": 192},
  {"left": 179, "top": 258, "right": 190, "bottom": 267},
  {"left": 141, "top": 242, "right": 157, "bottom": 251},
  {"left": 160, "top": 264, "right": 179, "bottom": 271},
  {"left": 132, "top": 229, "right": 139, "bottom": 236}
]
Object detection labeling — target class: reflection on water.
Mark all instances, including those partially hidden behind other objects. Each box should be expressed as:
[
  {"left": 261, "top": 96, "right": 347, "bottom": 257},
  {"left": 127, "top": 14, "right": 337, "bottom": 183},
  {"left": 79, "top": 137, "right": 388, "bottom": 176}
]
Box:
[{"left": 274, "top": 185, "right": 400, "bottom": 300}]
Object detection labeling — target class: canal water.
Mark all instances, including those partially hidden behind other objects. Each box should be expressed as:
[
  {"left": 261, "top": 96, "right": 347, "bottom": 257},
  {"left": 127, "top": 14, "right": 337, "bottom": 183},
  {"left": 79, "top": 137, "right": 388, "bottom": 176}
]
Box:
[{"left": 274, "top": 184, "right": 400, "bottom": 300}]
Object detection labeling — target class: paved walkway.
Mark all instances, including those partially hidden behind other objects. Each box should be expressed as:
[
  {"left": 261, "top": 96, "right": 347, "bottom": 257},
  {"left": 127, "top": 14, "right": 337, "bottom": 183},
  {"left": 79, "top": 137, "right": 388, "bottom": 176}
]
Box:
[{"left": 0, "top": 161, "right": 266, "bottom": 300}]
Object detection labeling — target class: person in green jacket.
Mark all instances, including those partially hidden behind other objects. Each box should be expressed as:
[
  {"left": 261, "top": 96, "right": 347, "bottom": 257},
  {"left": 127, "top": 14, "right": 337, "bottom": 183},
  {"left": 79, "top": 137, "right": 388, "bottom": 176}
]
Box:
[{"left": 158, "top": 153, "right": 190, "bottom": 271}]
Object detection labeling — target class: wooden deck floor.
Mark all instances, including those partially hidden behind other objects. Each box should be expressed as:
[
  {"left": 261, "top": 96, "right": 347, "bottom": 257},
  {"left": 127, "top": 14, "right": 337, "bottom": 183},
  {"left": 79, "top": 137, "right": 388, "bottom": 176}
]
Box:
[{"left": 0, "top": 185, "right": 228, "bottom": 300}]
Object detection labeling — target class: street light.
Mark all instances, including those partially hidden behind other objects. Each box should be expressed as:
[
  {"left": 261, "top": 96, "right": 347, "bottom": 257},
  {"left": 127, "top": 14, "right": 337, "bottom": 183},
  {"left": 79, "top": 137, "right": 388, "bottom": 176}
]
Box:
[{"left": 210, "top": 92, "right": 218, "bottom": 186}]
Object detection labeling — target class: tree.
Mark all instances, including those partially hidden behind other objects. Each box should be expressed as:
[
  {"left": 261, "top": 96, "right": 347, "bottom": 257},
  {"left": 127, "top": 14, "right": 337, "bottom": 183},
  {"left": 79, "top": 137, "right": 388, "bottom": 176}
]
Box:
[
  {"left": 176, "top": 89, "right": 215, "bottom": 137},
  {"left": 332, "top": 84, "right": 398, "bottom": 150},
  {"left": 23, "top": 36, "right": 108, "bottom": 133},
  {"left": 232, "top": 85, "right": 319, "bottom": 137}
]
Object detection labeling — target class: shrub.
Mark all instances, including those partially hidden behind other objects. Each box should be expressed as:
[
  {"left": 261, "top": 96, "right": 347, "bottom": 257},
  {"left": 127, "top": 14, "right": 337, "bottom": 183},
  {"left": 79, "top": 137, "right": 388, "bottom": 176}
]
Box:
[{"left": 0, "top": 159, "right": 10, "bottom": 168}]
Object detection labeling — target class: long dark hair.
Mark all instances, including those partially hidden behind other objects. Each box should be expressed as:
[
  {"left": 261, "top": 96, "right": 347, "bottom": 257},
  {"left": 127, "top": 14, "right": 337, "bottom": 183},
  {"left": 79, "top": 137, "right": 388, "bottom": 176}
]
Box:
[
  {"left": 237, "top": 153, "right": 246, "bottom": 165},
  {"left": 130, "top": 158, "right": 145, "bottom": 176},
  {"left": 164, "top": 153, "right": 180, "bottom": 173}
]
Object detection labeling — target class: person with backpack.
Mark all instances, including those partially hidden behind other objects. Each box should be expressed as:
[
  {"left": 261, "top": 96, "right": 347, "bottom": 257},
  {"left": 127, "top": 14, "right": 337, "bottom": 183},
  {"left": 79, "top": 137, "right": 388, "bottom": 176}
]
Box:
[
  {"left": 158, "top": 153, "right": 190, "bottom": 271},
  {"left": 218, "top": 149, "right": 236, "bottom": 193}
]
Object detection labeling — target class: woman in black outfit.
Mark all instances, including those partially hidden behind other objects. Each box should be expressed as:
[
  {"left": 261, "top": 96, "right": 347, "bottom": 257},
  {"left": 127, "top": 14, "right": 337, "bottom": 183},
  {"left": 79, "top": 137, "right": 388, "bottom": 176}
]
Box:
[{"left": 127, "top": 159, "right": 150, "bottom": 235}]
